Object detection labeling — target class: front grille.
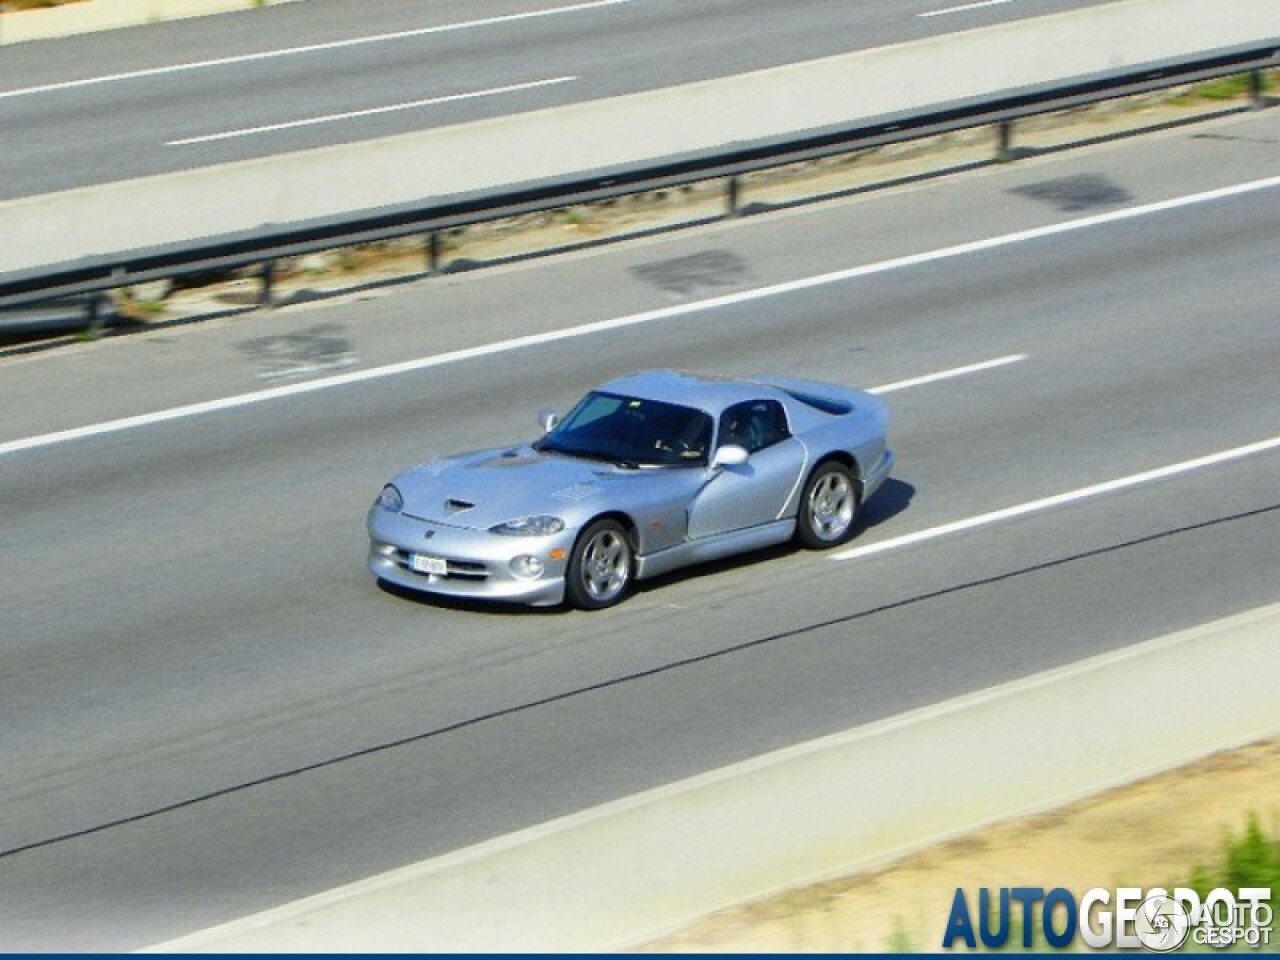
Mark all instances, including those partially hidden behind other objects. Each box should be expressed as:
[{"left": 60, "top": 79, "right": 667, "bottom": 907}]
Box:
[{"left": 441, "top": 559, "right": 488, "bottom": 581}]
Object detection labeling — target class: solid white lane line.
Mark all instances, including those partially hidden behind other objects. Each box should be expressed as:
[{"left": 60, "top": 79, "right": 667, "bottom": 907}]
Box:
[
  {"left": 867, "top": 354, "right": 1025, "bottom": 395},
  {"left": 918, "top": 0, "right": 1020, "bottom": 18},
  {"left": 832, "top": 435, "right": 1280, "bottom": 562},
  {"left": 0, "top": 353, "right": 1020, "bottom": 459},
  {"left": 0, "top": 0, "right": 630, "bottom": 100},
  {"left": 2, "top": 175, "right": 1277, "bottom": 459},
  {"left": 167, "top": 77, "right": 578, "bottom": 146}
]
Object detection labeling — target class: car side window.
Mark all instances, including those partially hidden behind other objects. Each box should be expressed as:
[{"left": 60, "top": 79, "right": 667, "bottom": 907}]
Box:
[{"left": 718, "top": 400, "right": 790, "bottom": 454}]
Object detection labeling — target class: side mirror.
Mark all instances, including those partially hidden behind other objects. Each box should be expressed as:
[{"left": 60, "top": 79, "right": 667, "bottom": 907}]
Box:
[
  {"left": 710, "top": 444, "right": 749, "bottom": 470},
  {"left": 538, "top": 409, "right": 559, "bottom": 434}
]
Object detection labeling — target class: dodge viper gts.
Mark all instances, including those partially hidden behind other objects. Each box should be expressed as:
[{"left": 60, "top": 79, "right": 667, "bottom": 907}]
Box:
[{"left": 368, "top": 370, "right": 892, "bottom": 609}]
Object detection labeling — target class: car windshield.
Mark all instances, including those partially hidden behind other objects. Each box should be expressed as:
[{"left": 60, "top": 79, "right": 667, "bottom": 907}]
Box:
[{"left": 536, "top": 391, "right": 713, "bottom": 467}]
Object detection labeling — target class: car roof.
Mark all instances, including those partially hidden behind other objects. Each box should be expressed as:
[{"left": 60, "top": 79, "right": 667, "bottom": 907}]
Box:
[{"left": 595, "top": 370, "right": 784, "bottom": 417}]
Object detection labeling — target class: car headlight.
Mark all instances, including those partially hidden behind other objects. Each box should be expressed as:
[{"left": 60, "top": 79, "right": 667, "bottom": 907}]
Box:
[
  {"left": 377, "top": 484, "right": 404, "bottom": 513},
  {"left": 490, "top": 515, "right": 565, "bottom": 536}
]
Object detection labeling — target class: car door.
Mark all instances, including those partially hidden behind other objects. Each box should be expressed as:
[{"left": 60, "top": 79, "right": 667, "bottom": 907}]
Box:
[{"left": 687, "top": 399, "right": 805, "bottom": 539}]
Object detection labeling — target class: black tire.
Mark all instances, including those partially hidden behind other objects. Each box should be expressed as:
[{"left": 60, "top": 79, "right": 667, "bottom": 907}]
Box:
[
  {"left": 794, "top": 460, "right": 859, "bottom": 549},
  {"left": 565, "top": 518, "right": 634, "bottom": 610}
]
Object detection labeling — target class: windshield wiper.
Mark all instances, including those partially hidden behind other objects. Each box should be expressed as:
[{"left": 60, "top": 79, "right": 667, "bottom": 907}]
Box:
[
  {"left": 581, "top": 449, "right": 641, "bottom": 469},
  {"left": 535, "top": 438, "right": 644, "bottom": 469},
  {"left": 556, "top": 446, "right": 641, "bottom": 469}
]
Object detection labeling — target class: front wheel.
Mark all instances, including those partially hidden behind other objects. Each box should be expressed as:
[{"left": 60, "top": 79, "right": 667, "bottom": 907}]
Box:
[
  {"left": 795, "top": 461, "right": 859, "bottom": 548},
  {"left": 565, "top": 518, "right": 634, "bottom": 610}
]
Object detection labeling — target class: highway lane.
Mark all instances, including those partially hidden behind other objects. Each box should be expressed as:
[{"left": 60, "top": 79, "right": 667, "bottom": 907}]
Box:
[
  {"left": 0, "top": 0, "right": 1113, "bottom": 199},
  {"left": 1, "top": 110, "right": 1278, "bottom": 948}
]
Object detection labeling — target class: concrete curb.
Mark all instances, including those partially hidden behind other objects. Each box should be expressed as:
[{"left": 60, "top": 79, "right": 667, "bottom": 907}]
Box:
[
  {"left": 3, "top": 0, "right": 1278, "bottom": 276},
  {"left": 147, "top": 603, "right": 1280, "bottom": 952},
  {"left": 0, "top": 0, "right": 301, "bottom": 43}
]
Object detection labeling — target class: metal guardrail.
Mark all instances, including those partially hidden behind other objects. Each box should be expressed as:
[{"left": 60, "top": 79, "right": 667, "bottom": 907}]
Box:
[{"left": 0, "top": 40, "right": 1275, "bottom": 319}]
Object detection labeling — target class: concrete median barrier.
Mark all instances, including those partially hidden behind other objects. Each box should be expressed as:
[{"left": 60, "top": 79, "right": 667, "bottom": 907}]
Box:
[
  {"left": 147, "top": 603, "right": 1280, "bottom": 952},
  {"left": 2, "top": 0, "right": 1278, "bottom": 276}
]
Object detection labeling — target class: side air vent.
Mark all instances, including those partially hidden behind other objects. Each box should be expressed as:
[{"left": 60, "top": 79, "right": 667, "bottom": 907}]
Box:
[{"left": 445, "top": 498, "right": 475, "bottom": 512}]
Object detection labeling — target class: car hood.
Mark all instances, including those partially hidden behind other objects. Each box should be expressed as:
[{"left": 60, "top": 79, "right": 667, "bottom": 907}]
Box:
[{"left": 392, "top": 445, "right": 622, "bottom": 530}]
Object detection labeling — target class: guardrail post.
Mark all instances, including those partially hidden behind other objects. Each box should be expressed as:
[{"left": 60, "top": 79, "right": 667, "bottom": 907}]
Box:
[
  {"left": 726, "top": 176, "right": 741, "bottom": 217},
  {"left": 427, "top": 231, "right": 441, "bottom": 275},
  {"left": 85, "top": 293, "right": 106, "bottom": 338},
  {"left": 260, "top": 259, "right": 275, "bottom": 307},
  {"left": 996, "top": 120, "right": 1015, "bottom": 162},
  {"left": 727, "top": 175, "right": 747, "bottom": 217},
  {"left": 1248, "top": 69, "right": 1266, "bottom": 110}
]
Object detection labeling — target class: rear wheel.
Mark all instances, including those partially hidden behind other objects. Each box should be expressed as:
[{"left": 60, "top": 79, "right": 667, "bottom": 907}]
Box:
[
  {"left": 795, "top": 461, "right": 859, "bottom": 548},
  {"left": 565, "top": 518, "right": 634, "bottom": 610}
]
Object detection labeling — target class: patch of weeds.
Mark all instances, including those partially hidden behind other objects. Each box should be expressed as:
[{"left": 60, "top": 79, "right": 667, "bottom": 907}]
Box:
[
  {"left": 1169, "top": 72, "right": 1274, "bottom": 105},
  {"left": 115, "top": 287, "right": 167, "bottom": 322},
  {"left": 1180, "top": 811, "right": 1279, "bottom": 922},
  {"left": 135, "top": 299, "right": 167, "bottom": 318},
  {"left": 885, "top": 916, "right": 919, "bottom": 953}
]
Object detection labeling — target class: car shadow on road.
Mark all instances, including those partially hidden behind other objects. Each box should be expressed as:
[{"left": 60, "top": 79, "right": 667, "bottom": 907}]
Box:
[{"left": 857, "top": 477, "right": 916, "bottom": 534}]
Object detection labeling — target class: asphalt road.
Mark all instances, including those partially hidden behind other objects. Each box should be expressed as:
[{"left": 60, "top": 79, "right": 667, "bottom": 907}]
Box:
[
  {"left": 0, "top": 0, "right": 1112, "bottom": 200},
  {"left": 0, "top": 106, "right": 1278, "bottom": 949}
]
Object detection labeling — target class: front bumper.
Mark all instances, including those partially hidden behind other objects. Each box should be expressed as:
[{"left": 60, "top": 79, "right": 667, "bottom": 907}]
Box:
[
  {"left": 862, "top": 448, "right": 894, "bottom": 501},
  {"left": 367, "top": 507, "right": 574, "bottom": 607}
]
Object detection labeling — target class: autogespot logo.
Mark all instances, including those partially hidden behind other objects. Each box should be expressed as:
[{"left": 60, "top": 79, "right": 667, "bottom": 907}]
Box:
[
  {"left": 941, "top": 886, "right": 1273, "bottom": 951},
  {"left": 1134, "top": 893, "right": 1192, "bottom": 952}
]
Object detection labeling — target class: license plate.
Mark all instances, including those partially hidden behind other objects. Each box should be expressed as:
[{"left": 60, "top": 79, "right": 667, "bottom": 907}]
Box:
[{"left": 411, "top": 554, "right": 448, "bottom": 576}]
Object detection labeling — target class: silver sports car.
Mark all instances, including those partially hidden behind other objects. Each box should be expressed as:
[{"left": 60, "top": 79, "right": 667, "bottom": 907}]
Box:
[{"left": 367, "top": 370, "right": 893, "bottom": 610}]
